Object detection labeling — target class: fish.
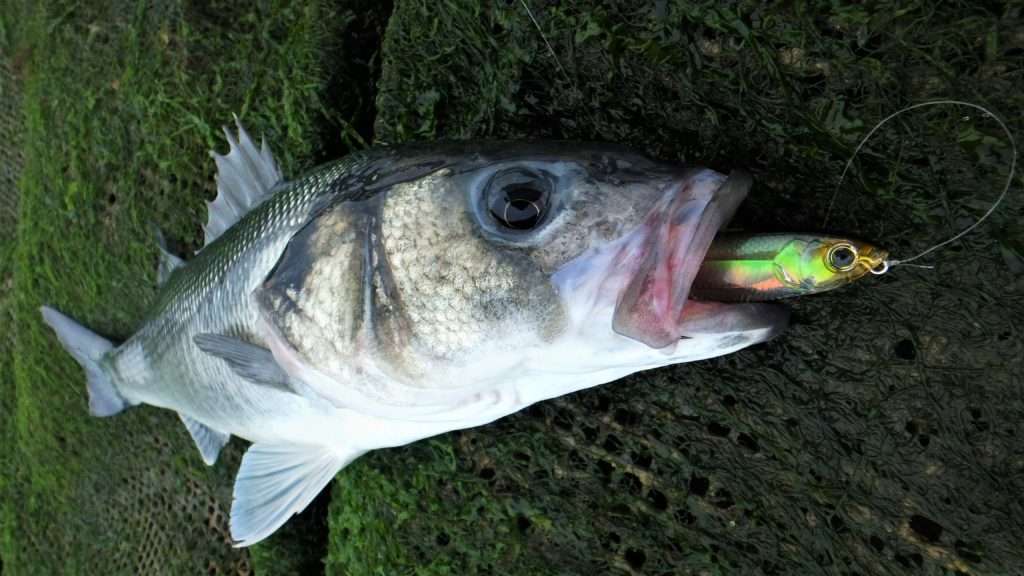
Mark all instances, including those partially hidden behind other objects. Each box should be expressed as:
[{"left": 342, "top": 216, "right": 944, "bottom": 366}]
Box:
[
  {"left": 692, "top": 233, "right": 889, "bottom": 302},
  {"left": 41, "top": 121, "right": 796, "bottom": 546}
]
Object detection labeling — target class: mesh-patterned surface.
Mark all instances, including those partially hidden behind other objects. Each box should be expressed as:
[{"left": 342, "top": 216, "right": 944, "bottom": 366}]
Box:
[
  {"left": 2, "top": 407, "right": 252, "bottom": 575},
  {"left": 0, "top": 18, "right": 252, "bottom": 576},
  {"left": 1, "top": 0, "right": 349, "bottom": 572},
  {"left": 96, "top": 423, "right": 250, "bottom": 576},
  {"left": 4, "top": 0, "right": 1021, "bottom": 573},
  {"left": 328, "top": 1, "right": 1024, "bottom": 573},
  {"left": 0, "top": 1, "right": 316, "bottom": 572}
]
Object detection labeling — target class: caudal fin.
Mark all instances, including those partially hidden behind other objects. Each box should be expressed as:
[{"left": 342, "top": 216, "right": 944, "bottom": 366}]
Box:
[{"left": 40, "top": 306, "right": 127, "bottom": 417}]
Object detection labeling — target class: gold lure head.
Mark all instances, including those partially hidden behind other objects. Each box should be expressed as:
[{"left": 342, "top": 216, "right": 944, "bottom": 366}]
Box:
[{"left": 785, "top": 237, "right": 890, "bottom": 292}]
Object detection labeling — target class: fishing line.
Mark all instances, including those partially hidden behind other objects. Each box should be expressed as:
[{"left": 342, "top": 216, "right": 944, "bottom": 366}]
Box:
[
  {"left": 517, "top": 5, "right": 1019, "bottom": 272},
  {"left": 518, "top": 0, "right": 597, "bottom": 129},
  {"left": 520, "top": 0, "right": 570, "bottom": 84},
  {"left": 824, "top": 100, "right": 1017, "bottom": 270}
]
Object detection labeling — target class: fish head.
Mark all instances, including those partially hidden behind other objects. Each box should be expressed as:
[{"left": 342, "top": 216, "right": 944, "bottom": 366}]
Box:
[
  {"left": 771, "top": 237, "right": 889, "bottom": 292},
  {"left": 257, "top": 143, "right": 756, "bottom": 409}
]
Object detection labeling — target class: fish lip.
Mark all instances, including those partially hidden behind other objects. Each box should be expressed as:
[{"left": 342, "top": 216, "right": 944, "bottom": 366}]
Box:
[{"left": 609, "top": 171, "right": 727, "bottom": 349}]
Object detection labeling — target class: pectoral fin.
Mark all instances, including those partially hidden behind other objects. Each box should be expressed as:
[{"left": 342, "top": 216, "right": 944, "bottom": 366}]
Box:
[
  {"left": 193, "top": 334, "right": 294, "bottom": 393},
  {"left": 230, "top": 442, "right": 364, "bottom": 546},
  {"left": 179, "top": 413, "right": 230, "bottom": 466}
]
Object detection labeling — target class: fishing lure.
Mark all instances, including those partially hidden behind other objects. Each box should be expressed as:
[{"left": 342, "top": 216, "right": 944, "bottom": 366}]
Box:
[
  {"left": 694, "top": 100, "right": 1017, "bottom": 304},
  {"left": 520, "top": 0, "right": 1017, "bottom": 281},
  {"left": 693, "top": 234, "right": 888, "bottom": 302}
]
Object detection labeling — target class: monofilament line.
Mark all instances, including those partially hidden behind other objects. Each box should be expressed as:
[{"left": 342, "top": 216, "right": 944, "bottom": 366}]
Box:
[
  {"left": 519, "top": 0, "right": 575, "bottom": 93},
  {"left": 823, "top": 100, "right": 1017, "bottom": 268}
]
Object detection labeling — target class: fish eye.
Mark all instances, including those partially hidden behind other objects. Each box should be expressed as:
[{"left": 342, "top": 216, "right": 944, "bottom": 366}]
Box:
[
  {"left": 827, "top": 243, "right": 857, "bottom": 271},
  {"left": 490, "top": 186, "right": 545, "bottom": 230},
  {"left": 484, "top": 169, "right": 552, "bottom": 232}
]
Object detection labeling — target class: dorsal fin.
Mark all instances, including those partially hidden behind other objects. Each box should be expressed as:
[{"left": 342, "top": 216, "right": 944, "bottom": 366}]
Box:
[{"left": 204, "top": 116, "right": 283, "bottom": 247}]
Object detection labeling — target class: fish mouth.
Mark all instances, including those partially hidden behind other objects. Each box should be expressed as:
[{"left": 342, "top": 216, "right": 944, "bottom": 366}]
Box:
[{"left": 610, "top": 169, "right": 748, "bottom": 349}]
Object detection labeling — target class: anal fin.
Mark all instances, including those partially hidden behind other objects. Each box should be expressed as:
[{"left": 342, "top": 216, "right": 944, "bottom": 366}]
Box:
[
  {"left": 230, "top": 442, "right": 363, "bottom": 546},
  {"left": 179, "top": 413, "right": 231, "bottom": 466}
]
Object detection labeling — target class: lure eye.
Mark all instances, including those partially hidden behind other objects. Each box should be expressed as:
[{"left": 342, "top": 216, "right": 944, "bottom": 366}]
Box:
[
  {"left": 484, "top": 168, "right": 552, "bottom": 232},
  {"left": 827, "top": 243, "right": 858, "bottom": 271}
]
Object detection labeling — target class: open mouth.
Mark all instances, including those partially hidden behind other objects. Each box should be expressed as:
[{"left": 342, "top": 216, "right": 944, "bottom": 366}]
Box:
[{"left": 611, "top": 169, "right": 750, "bottom": 348}]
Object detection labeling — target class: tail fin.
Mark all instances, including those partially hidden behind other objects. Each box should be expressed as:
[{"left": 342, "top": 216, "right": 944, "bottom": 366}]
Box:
[{"left": 40, "top": 306, "right": 127, "bottom": 417}]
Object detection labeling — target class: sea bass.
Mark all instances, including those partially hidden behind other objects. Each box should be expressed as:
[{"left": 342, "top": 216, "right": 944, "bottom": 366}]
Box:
[{"left": 42, "top": 122, "right": 797, "bottom": 546}]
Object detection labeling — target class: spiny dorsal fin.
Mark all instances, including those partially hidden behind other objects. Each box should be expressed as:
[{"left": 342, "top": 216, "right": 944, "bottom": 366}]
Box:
[
  {"left": 178, "top": 413, "right": 231, "bottom": 466},
  {"left": 204, "top": 116, "right": 283, "bottom": 247},
  {"left": 153, "top": 226, "right": 184, "bottom": 285}
]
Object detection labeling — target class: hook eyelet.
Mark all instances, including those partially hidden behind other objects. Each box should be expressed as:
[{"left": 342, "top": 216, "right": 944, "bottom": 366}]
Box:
[{"left": 868, "top": 260, "right": 890, "bottom": 275}]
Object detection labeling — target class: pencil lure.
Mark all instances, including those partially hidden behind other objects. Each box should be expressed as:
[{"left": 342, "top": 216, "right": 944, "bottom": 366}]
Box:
[{"left": 692, "top": 233, "right": 889, "bottom": 302}]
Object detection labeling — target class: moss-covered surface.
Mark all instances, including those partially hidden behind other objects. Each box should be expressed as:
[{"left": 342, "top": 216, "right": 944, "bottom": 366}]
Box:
[
  {"left": 326, "top": 0, "right": 1023, "bottom": 574},
  {"left": 0, "top": 0, "right": 375, "bottom": 573}
]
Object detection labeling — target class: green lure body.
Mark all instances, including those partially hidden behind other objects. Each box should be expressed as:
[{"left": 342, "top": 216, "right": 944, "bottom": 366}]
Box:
[{"left": 693, "top": 233, "right": 888, "bottom": 302}]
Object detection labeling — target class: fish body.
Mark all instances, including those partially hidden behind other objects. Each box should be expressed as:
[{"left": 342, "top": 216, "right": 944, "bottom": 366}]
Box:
[
  {"left": 692, "top": 233, "right": 888, "bottom": 302},
  {"left": 42, "top": 125, "right": 795, "bottom": 545},
  {"left": 107, "top": 159, "right": 355, "bottom": 443}
]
